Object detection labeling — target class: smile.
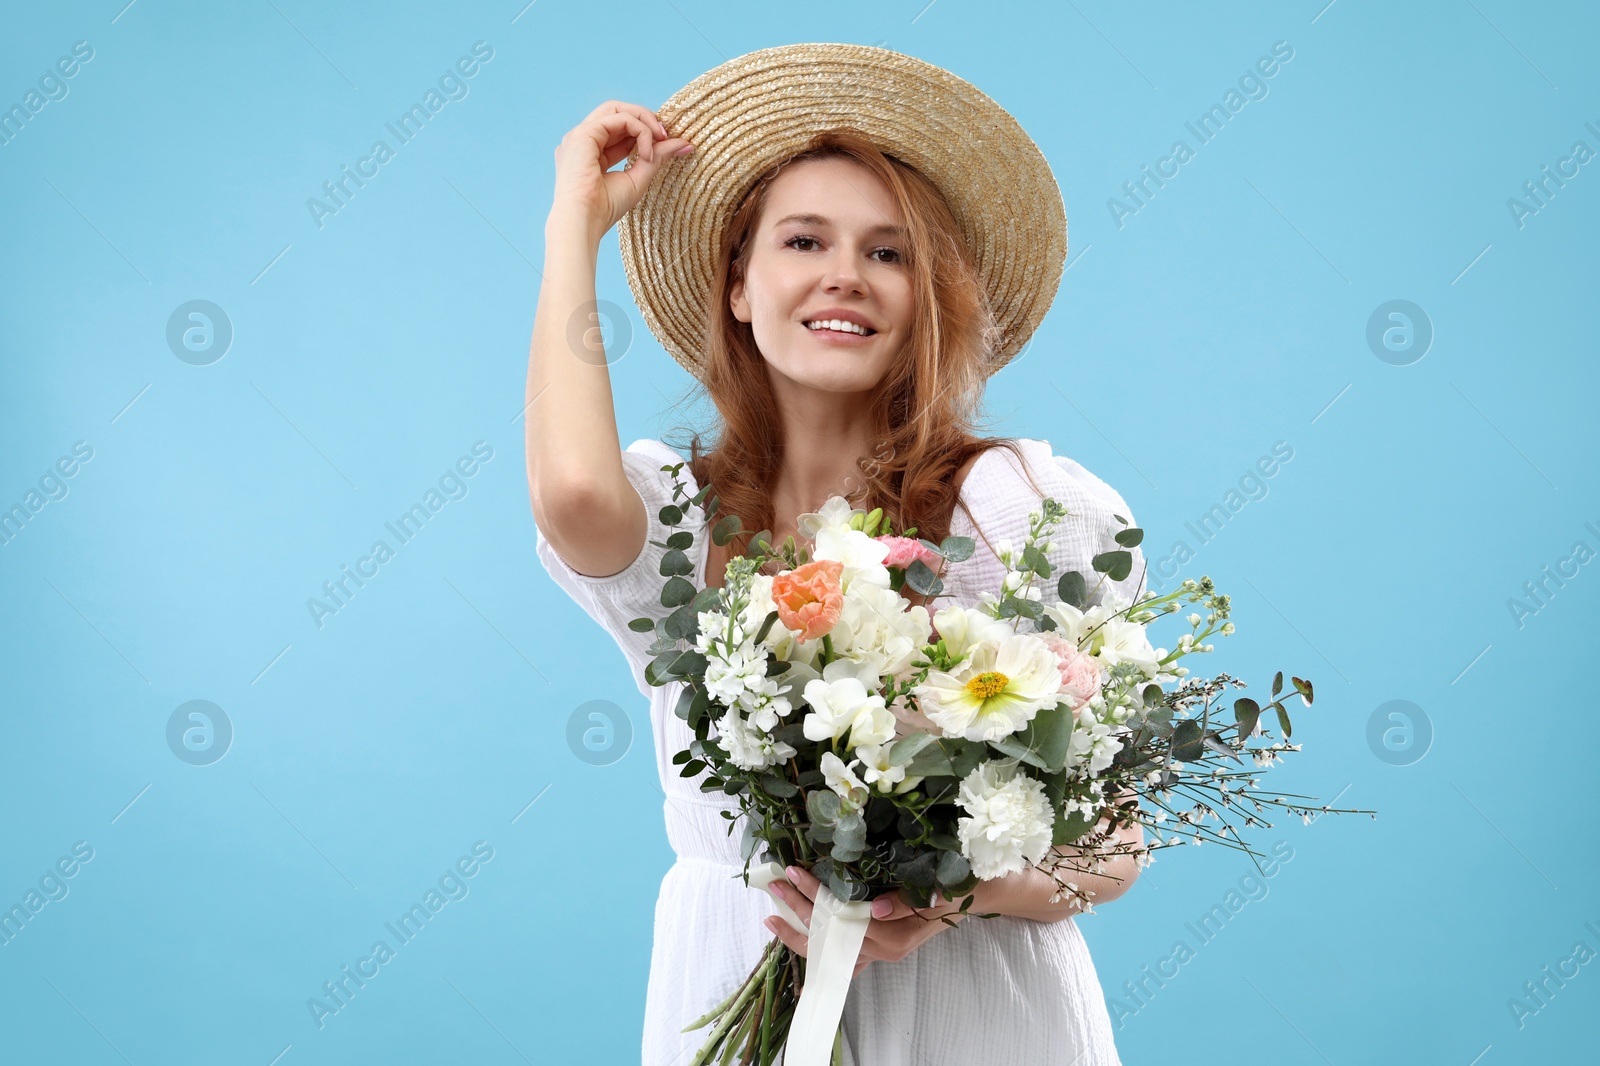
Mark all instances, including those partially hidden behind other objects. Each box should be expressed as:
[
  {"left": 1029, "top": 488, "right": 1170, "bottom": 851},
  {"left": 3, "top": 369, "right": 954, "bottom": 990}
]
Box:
[{"left": 803, "top": 319, "right": 876, "bottom": 336}]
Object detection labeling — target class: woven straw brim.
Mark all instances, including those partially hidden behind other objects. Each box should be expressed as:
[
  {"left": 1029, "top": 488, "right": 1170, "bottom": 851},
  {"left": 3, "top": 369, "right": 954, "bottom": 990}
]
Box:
[{"left": 617, "top": 42, "right": 1067, "bottom": 383}]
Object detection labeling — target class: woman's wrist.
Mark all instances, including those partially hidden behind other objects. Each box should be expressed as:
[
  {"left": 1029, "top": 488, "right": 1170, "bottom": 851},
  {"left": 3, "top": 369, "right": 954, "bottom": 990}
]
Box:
[{"left": 968, "top": 866, "right": 1080, "bottom": 924}]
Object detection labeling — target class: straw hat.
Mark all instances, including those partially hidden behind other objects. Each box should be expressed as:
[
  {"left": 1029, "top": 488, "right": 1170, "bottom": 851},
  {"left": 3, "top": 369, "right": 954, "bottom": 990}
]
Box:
[{"left": 617, "top": 42, "right": 1067, "bottom": 383}]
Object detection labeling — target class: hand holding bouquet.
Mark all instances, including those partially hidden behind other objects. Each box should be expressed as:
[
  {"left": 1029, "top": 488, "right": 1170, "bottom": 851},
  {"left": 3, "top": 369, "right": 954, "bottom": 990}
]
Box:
[{"left": 631, "top": 463, "right": 1368, "bottom": 1066}]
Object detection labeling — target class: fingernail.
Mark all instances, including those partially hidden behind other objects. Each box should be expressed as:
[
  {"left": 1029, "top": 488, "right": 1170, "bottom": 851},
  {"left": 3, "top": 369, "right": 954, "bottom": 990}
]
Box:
[
  {"left": 769, "top": 882, "right": 785, "bottom": 899},
  {"left": 872, "top": 898, "right": 892, "bottom": 918},
  {"left": 674, "top": 144, "right": 694, "bottom": 156},
  {"left": 785, "top": 866, "right": 799, "bottom": 881}
]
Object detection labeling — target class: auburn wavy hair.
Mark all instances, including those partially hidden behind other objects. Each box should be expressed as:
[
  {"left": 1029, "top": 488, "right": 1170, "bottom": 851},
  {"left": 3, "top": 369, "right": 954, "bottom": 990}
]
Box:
[{"left": 664, "top": 128, "right": 1046, "bottom": 567}]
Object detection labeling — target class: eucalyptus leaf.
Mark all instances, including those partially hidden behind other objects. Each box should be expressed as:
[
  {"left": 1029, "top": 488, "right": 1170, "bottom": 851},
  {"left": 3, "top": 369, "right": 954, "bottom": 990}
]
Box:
[
  {"left": 938, "top": 535, "right": 975, "bottom": 562},
  {"left": 663, "top": 603, "right": 699, "bottom": 640},
  {"left": 886, "top": 732, "right": 936, "bottom": 767},
  {"left": 988, "top": 735, "right": 1049, "bottom": 770},
  {"left": 1091, "top": 549, "right": 1133, "bottom": 582},
  {"left": 760, "top": 774, "right": 800, "bottom": 799},
  {"left": 1053, "top": 808, "right": 1095, "bottom": 846},
  {"left": 806, "top": 789, "right": 841, "bottom": 826},
  {"left": 1171, "top": 719, "right": 1205, "bottom": 762},
  {"left": 660, "top": 576, "right": 696, "bottom": 608},
  {"left": 1057, "top": 571, "right": 1087, "bottom": 609},
  {"left": 669, "top": 650, "right": 707, "bottom": 677},
  {"left": 905, "top": 741, "right": 955, "bottom": 778},
  {"left": 935, "top": 850, "right": 970, "bottom": 886},
  {"left": 906, "top": 559, "right": 941, "bottom": 596},
  {"left": 659, "top": 549, "right": 695, "bottom": 577}
]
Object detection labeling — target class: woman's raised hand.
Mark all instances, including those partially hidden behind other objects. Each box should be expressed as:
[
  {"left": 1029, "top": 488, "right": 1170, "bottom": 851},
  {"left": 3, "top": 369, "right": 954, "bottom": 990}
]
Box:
[{"left": 549, "top": 100, "right": 693, "bottom": 247}]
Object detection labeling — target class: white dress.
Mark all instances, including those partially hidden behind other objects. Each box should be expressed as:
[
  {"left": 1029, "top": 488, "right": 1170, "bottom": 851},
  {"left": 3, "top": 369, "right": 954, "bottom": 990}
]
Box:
[{"left": 535, "top": 437, "right": 1147, "bottom": 1066}]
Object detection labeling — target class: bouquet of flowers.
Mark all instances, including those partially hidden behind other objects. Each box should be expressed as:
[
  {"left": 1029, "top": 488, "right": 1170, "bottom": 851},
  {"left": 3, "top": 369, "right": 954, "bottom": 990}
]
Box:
[{"left": 631, "top": 460, "right": 1366, "bottom": 1066}]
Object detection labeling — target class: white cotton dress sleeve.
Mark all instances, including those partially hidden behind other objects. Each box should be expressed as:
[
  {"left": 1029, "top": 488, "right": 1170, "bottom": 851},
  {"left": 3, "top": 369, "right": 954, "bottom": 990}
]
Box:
[{"left": 534, "top": 436, "right": 1137, "bottom": 1066}]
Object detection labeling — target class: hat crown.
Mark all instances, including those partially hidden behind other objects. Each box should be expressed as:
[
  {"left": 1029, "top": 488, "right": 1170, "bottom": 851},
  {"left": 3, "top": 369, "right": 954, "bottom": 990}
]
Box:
[{"left": 618, "top": 42, "right": 1067, "bottom": 382}]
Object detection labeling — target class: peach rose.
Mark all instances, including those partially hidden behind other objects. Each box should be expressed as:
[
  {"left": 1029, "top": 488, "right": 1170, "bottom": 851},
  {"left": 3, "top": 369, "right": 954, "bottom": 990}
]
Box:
[
  {"left": 771, "top": 559, "right": 845, "bottom": 641},
  {"left": 1042, "top": 634, "right": 1104, "bottom": 709},
  {"left": 879, "top": 535, "right": 944, "bottom": 572}
]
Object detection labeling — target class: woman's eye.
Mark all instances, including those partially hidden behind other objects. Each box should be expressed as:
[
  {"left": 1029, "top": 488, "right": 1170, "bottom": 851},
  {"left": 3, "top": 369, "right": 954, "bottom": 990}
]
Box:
[{"left": 784, "top": 236, "right": 901, "bottom": 264}]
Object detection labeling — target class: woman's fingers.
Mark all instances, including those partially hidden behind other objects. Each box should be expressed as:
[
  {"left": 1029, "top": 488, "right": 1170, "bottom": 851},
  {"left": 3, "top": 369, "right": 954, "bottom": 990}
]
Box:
[
  {"left": 763, "top": 915, "right": 807, "bottom": 957},
  {"left": 586, "top": 110, "right": 654, "bottom": 165},
  {"left": 768, "top": 876, "right": 815, "bottom": 926},
  {"left": 584, "top": 99, "right": 668, "bottom": 140}
]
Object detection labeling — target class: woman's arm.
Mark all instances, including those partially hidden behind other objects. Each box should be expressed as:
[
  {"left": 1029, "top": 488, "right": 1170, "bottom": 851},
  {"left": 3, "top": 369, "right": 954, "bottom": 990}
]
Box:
[
  {"left": 971, "top": 796, "right": 1146, "bottom": 923},
  {"left": 526, "top": 101, "right": 692, "bottom": 578}
]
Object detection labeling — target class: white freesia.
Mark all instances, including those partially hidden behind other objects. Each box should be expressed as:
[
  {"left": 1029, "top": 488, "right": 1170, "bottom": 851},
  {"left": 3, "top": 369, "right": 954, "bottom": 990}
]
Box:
[
  {"left": 796, "top": 496, "right": 861, "bottom": 540},
  {"left": 915, "top": 633, "right": 1064, "bottom": 742},
  {"left": 820, "top": 750, "right": 870, "bottom": 811},
  {"left": 1041, "top": 600, "right": 1122, "bottom": 649},
  {"left": 955, "top": 759, "right": 1055, "bottom": 880},
  {"left": 930, "top": 603, "right": 1013, "bottom": 661},
  {"left": 854, "top": 742, "right": 923, "bottom": 795},
  {"left": 802, "top": 674, "right": 895, "bottom": 749},
  {"left": 1091, "top": 617, "right": 1164, "bottom": 678}
]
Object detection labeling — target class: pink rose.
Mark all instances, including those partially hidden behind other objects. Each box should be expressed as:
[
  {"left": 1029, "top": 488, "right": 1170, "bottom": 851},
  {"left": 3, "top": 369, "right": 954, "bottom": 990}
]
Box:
[
  {"left": 1042, "top": 634, "right": 1103, "bottom": 709},
  {"left": 770, "top": 559, "right": 845, "bottom": 641},
  {"left": 880, "top": 535, "right": 944, "bottom": 572}
]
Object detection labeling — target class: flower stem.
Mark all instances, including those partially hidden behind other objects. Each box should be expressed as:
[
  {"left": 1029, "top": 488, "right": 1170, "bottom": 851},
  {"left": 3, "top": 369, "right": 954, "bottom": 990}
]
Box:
[{"left": 687, "top": 937, "right": 785, "bottom": 1066}]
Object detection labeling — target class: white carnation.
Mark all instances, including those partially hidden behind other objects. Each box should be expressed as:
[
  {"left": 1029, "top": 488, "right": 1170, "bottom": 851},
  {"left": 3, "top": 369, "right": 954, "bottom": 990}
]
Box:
[{"left": 955, "top": 759, "right": 1055, "bottom": 880}]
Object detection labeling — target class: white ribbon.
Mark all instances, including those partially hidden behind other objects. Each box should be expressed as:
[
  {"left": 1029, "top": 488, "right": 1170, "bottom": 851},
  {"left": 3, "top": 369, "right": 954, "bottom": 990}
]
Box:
[{"left": 747, "top": 860, "right": 872, "bottom": 1066}]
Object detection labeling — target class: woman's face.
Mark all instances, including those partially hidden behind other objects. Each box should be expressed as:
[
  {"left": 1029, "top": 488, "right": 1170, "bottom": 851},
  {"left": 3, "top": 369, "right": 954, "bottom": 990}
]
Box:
[{"left": 729, "top": 156, "right": 913, "bottom": 397}]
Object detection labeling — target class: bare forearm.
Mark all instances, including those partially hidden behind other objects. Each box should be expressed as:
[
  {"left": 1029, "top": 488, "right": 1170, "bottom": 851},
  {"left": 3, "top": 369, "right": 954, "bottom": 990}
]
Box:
[
  {"left": 970, "top": 821, "right": 1145, "bottom": 923},
  {"left": 525, "top": 218, "right": 626, "bottom": 506}
]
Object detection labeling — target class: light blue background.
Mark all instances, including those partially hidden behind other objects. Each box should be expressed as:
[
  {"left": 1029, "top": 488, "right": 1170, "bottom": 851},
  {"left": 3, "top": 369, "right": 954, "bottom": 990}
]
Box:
[{"left": 2, "top": 1, "right": 1595, "bottom": 1063}]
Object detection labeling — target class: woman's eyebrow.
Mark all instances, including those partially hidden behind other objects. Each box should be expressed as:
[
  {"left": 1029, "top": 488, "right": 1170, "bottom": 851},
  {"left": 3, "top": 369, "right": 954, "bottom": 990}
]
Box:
[{"left": 772, "top": 212, "right": 905, "bottom": 238}]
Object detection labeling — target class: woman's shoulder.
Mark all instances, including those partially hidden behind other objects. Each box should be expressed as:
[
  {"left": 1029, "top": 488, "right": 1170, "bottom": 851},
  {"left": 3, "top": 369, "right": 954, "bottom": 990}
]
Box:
[
  {"left": 965, "top": 437, "right": 1146, "bottom": 603},
  {"left": 970, "top": 437, "right": 1136, "bottom": 522},
  {"left": 619, "top": 438, "right": 701, "bottom": 495}
]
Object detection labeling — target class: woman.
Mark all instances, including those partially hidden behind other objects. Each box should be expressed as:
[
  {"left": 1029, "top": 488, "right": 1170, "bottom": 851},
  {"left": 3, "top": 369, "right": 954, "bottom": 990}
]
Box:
[{"left": 528, "top": 44, "right": 1147, "bottom": 1066}]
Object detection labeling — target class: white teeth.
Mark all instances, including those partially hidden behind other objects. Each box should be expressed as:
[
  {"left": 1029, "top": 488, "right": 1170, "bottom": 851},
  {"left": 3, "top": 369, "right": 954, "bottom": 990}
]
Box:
[{"left": 805, "top": 319, "right": 871, "bottom": 335}]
